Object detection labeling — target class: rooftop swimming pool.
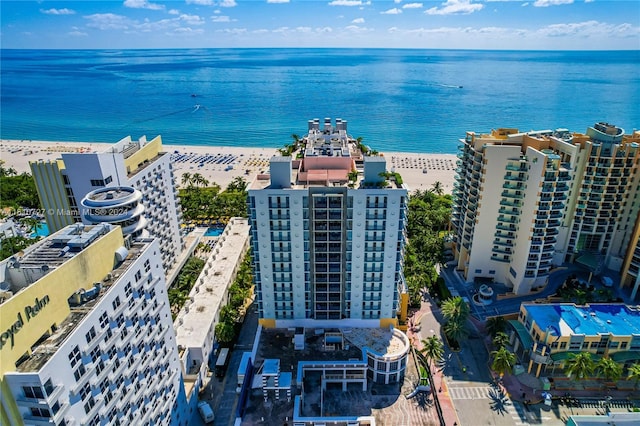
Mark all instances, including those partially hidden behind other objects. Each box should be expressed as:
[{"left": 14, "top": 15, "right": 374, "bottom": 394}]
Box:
[
  {"left": 204, "top": 227, "right": 224, "bottom": 237},
  {"left": 524, "top": 304, "right": 640, "bottom": 336}
]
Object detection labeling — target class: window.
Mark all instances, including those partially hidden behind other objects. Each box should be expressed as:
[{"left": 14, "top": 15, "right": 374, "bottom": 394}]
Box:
[
  {"left": 85, "top": 327, "right": 96, "bottom": 344},
  {"left": 23, "top": 386, "right": 44, "bottom": 399},
  {"left": 30, "top": 407, "right": 51, "bottom": 418},
  {"left": 90, "top": 346, "right": 101, "bottom": 362},
  {"left": 80, "top": 383, "right": 91, "bottom": 400},
  {"left": 74, "top": 364, "right": 86, "bottom": 381},
  {"left": 135, "top": 270, "right": 142, "bottom": 281},
  {"left": 105, "top": 175, "right": 113, "bottom": 184},
  {"left": 112, "top": 296, "right": 121, "bottom": 310},
  {"left": 99, "top": 312, "right": 109, "bottom": 329},
  {"left": 90, "top": 179, "right": 105, "bottom": 187},
  {"left": 125, "top": 282, "right": 132, "bottom": 297},
  {"left": 83, "top": 397, "right": 96, "bottom": 414},
  {"left": 68, "top": 346, "right": 81, "bottom": 368}
]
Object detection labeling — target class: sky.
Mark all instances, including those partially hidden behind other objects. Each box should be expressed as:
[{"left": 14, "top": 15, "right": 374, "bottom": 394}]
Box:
[{"left": 1, "top": 1, "right": 639, "bottom": 50}]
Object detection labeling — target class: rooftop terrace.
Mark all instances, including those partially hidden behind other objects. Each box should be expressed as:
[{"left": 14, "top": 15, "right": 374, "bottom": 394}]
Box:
[{"left": 523, "top": 303, "right": 640, "bottom": 337}]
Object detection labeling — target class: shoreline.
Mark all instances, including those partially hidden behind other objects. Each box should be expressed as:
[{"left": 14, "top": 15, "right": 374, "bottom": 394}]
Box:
[{"left": 1, "top": 139, "right": 457, "bottom": 194}]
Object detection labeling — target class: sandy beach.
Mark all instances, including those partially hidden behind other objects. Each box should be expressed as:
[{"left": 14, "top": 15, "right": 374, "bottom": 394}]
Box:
[{"left": 0, "top": 139, "right": 456, "bottom": 193}]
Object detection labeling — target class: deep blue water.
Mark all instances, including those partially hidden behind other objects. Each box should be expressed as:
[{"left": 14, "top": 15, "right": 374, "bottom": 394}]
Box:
[{"left": 1, "top": 49, "right": 639, "bottom": 154}]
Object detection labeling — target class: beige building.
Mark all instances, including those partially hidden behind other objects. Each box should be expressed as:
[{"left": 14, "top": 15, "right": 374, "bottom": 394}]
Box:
[{"left": 452, "top": 123, "right": 640, "bottom": 296}]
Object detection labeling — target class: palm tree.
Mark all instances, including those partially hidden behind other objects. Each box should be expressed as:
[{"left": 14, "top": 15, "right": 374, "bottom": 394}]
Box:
[
  {"left": 181, "top": 172, "right": 192, "bottom": 188},
  {"left": 491, "top": 346, "right": 516, "bottom": 378},
  {"left": 492, "top": 331, "right": 510, "bottom": 349},
  {"left": 430, "top": 181, "right": 444, "bottom": 196},
  {"left": 565, "top": 352, "right": 595, "bottom": 380},
  {"left": 420, "top": 335, "right": 444, "bottom": 372},
  {"left": 19, "top": 216, "right": 41, "bottom": 235},
  {"left": 627, "top": 363, "right": 640, "bottom": 389},
  {"left": 486, "top": 316, "right": 507, "bottom": 338},
  {"left": 443, "top": 319, "right": 468, "bottom": 343},
  {"left": 441, "top": 296, "right": 470, "bottom": 325},
  {"left": 596, "top": 357, "right": 622, "bottom": 382}
]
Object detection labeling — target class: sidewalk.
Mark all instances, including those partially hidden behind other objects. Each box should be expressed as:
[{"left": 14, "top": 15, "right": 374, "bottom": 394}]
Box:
[{"left": 407, "top": 298, "right": 461, "bottom": 426}]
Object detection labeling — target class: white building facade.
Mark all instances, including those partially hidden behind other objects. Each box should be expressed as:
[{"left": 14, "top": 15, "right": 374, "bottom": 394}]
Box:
[
  {"left": 248, "top": 118, "right": 408, "bottom": 328},
  {"left": 30, "top": 135, "right": 184, "bottom": 273},
  {"left": 0, "top": 224, "right": 189, "bottom": 426}
]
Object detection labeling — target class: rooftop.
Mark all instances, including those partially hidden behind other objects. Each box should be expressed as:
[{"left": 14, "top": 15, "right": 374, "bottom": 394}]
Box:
[
  {"left": 251, "top": 118, "right": 404, "bottom": 191},
  {"left": 15, "top": 239, "right": 151, "bottom": 372},
  {"left": 174, "top": 218, "right": 251, "bottom": 349},
  {"left": 523, "top": 303, "right": 640, "bottom": 337},
  {"left": 0, "top": 224, "right": 115, "bottom": 300}
]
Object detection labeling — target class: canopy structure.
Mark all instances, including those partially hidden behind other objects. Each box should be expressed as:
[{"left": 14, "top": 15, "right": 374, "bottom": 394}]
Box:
[{"left": 575, "top": 252, "right": 604, "bottom": 281}]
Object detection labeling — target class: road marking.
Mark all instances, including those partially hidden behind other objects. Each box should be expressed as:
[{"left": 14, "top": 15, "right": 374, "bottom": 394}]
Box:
[{"left": 448, "top": 386, "right": 499, "bottom": 400}]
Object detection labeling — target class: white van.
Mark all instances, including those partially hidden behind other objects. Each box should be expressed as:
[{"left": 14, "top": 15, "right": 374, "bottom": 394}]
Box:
[{"left": 198, "top": 401, "right": 215, "bottom": 423}]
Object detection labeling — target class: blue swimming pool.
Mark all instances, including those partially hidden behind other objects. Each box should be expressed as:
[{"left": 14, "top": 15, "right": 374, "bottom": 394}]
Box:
[
  {"left": 32, "top": 222, "right": 50, "bottom": 238},
  {"left": 204, "top": 227, "right": 224, "bottom": 237}
]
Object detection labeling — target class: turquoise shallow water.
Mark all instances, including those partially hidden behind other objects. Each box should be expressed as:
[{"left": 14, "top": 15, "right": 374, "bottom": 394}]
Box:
[{"left": 1, "top": 49, "right": 639, "bottom": 154}]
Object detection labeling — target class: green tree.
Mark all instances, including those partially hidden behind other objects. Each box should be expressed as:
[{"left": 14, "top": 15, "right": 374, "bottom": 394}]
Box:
[
  {"left": 443, "top": 319, "right": 468, "bottom": 343},
  {"left": 565, "top": 352, "right": 596, "bottom": 380},
  {"left": 215, "top": 322, "right": 236, "bottom": 344},
  {"left": 19, "top": 216, "right": 41, "bottom": 234},
  {"left": 627, "top": 363, "right": 640, "bottom": 389},
  {"left": 596, "top": 357, "right": 622, "bottom": 382},
  {"left": 486, "top": 316, "right": 507, "bottom": 338},
  {"left": 420, "top": 335, "right": 444, "bottom": 371},
  {"left": 168, "top": 288, "right": 188, "bottom": 318},
  {"left": 491, "top": 346, "right": 516, "bottom": 378},
  {"left": 441, "top": 296, "right": 470, "bottom": 325},
  {"left": 492, "top": 331, "right": 510, "bottom": 349},
  {"left": 430, "top": 181, "right": 445, "bottom": 196},
  {"left": 226, "top": 176, "right": 248, "bottom": 193},
  {"left": 181, "top": 172, "right": 192, "bottom": 188},
  {"left": 220, "top": 304, "right": 240, "bottom": 324}
]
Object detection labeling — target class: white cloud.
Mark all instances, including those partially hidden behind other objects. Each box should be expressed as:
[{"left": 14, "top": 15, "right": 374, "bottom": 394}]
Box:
[
  {"left": 186, "top": 0, "right": 214, "bottom": 5},
  {"left": 352, "top": 18, "right": 365, "bottom": 24},
  {"left": 84, "top": 13, "right": 132, "bottom": 30},
  {"left": 168, "top": 9, "right": 180, "bottom": 15},
  {"left": 179, "top": 14, "right": 206, "bottom": 25},
  {"left": 403, "top": 3, "right": 423, "bottom": 8},
  {"left": 425, "top": 0, "right": 483, "bottom": 15},
  {"left": 394, "top": 0, "right": 402, "bottom": 3},
  {"left": 328, "top": 0, "right": 371, "bottom": 6},
  {"left": 212, "top": 15, "right": 231, "bottom": 22},
  {"left": 171, "top": 27, "right": 205, "bottom": 35},
  {"left": 267, "top": 0, "right": 290, "bottom": 3},
  {"left": 381, "top": 8, "right": 402, "bottom": 14},
  {"left": 123, "top": 0, "right": 165, "bottom": 10},
  {"left": 219, "top": 0, "right": 238, "bottom": 7},
  {"left": 537, "top": 20, "right": 638, "bottom": 38},
  {"left": 40, "top": 8, "right": 76, "bottom": 15},
  {"left": 344, "top": 25, "right": 372, "bottom": 33},
  {"left": 533, "top": 0, "right": 573, "bottom": 6},
  {"left": 68, "top": 30, "right": 88, "bottom": 37}
]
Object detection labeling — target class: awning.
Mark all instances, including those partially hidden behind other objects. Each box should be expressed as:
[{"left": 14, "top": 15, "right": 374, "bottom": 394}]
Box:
[
  {"left": 611, "top": 351, "right": 640, "bottom": 363},
  {"left": 508, "top": 320, "right": 533, "bottom": 350},
  {"left": 549, "top": 351, "right": 602, "bottom": 362}
]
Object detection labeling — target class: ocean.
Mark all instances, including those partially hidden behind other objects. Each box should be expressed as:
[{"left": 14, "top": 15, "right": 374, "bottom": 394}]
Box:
[{"left": 1, "top": 49, "right": 639, "bottom": 154}]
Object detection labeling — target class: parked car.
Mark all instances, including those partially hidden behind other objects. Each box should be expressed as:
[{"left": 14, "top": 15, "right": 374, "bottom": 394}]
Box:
[{"left": 198, "top": 401, "right": 215, "bottom": 423}]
